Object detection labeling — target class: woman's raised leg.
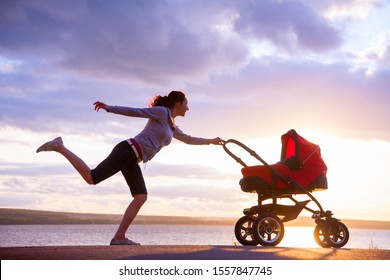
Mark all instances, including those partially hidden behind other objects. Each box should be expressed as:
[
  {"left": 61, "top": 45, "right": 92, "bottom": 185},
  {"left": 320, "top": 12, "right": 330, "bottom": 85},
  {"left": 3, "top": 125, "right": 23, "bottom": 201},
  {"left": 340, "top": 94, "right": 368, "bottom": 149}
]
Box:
[{"left": 37, "top": 137, "right": 93, "bottom": 184}]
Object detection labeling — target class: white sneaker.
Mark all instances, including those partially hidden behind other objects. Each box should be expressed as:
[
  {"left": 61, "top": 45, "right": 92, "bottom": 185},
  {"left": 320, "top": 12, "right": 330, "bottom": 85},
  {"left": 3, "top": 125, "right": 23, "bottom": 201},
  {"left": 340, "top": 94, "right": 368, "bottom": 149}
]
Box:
[{"left": 36, "top": 137, "right": 63, "bottom": 153}]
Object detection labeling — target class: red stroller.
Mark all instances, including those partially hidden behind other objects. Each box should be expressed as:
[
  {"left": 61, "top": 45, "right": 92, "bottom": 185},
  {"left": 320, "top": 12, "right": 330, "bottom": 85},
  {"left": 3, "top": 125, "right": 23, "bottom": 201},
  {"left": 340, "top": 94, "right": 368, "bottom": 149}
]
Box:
[{"left": 223, "top": 129, "right": 349, "bottom": 248}]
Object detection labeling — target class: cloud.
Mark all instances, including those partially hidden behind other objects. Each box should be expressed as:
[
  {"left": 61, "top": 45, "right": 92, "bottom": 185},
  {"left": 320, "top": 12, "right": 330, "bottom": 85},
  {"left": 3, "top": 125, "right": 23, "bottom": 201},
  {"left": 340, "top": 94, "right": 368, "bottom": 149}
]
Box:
[
  {"left": 316, "top": 0, "right": 383, "bottom": 19},
  {"left": 234, "top": 0, "right": 342, "bottom": 52},
  {"left": 0, "top": 159, "right": 246, "bottom": 215},
  {"left": 184, "top": 58, "right": 390, "bottom": 141},
  {"left": 142, "top": 162, "right": 234, "bottom": 180},
  {"left": 0, "top": 0, "right": 248, "bottom": 83},
  {"left": 353, "top": 30, "right": 390, "bottom": 75},
  {"left": 0, "top": 0, "right": 347, "bottom": 85}
]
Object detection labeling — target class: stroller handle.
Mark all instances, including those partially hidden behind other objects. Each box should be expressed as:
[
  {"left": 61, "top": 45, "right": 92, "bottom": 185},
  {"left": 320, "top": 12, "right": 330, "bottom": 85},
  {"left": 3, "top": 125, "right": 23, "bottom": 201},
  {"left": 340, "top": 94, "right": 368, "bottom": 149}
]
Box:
[{"left": 222, "top": 139, "right": 270, "bottom": 168}]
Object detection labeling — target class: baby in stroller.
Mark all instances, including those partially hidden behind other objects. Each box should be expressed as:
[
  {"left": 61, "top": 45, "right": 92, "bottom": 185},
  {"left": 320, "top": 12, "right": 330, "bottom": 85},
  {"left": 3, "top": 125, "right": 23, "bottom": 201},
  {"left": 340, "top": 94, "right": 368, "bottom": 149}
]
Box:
[{"left": 223, "top": 129, "right": 349, "bottom": 248}]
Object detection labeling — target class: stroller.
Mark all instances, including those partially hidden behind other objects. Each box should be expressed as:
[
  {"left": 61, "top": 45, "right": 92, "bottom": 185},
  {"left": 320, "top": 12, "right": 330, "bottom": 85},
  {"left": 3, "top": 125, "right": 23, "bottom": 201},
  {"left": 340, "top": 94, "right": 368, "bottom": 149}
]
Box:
[{"left": 223, "top": 129, "right": 349, "bottom": 248}]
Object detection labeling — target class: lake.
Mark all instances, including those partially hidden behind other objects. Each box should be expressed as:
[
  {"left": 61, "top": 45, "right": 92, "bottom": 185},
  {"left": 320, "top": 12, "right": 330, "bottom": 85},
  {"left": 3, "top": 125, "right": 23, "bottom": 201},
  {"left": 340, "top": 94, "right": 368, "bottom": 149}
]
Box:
[{"left": 0, "top": 224, "right": 389, "bottom": 249}]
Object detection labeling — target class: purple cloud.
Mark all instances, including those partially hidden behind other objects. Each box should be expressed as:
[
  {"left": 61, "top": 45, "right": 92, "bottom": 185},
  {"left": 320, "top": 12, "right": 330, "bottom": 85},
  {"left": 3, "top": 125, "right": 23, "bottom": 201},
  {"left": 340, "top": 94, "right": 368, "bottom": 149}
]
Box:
[
  {"left": 0, "top": 0, "right": 389, "bottom": 141},
  {"left": 234, "top": 0, "right": 342, "bottom": 52}
]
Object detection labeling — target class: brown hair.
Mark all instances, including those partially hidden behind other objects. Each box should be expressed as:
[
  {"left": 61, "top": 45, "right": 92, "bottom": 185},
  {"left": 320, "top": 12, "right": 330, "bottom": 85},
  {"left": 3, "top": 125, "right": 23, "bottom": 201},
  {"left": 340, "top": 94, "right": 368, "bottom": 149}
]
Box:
[{"left": 149, "top": 91, "right": 186, "bottom": 108}]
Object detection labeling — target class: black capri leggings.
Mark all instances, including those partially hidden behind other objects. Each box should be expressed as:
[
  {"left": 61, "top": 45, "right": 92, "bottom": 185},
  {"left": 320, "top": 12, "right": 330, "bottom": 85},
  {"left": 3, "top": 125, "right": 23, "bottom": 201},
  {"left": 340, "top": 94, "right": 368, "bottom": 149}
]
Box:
[{"left": 91, "top": 141, "right": 147, "bottom": 196}]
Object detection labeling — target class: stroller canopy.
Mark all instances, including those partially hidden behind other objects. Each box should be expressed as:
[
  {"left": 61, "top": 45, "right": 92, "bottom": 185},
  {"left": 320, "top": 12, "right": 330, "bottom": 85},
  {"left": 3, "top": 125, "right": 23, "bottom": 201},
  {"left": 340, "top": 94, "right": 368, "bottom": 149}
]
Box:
[{"left": 280, "top": 129, "right": 327, "bottom": 173}]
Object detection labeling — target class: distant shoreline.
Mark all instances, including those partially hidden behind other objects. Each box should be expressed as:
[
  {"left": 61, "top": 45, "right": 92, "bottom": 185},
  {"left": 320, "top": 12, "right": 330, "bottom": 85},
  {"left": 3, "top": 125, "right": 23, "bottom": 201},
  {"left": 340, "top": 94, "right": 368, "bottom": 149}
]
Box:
[{"left": 1, "top": 208, "right": 389, "bottom": 230}]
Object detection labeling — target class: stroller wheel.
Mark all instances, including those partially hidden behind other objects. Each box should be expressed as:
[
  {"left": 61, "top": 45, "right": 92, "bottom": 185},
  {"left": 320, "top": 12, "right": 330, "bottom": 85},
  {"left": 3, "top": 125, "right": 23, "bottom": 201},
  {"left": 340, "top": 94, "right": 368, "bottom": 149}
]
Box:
[
  {"left": 327, "top": 221, "right": 349, "bottom": 248},
  {"left": 313, "top": 225, "right": 331, "bottom": 248},
  {"left": 314, "top": 221, "right": 349, "bottom": 248},
  {"left": 253, "top": 213, "right": 284, "bottom": 246},
  {"left": 234, "top": 216, "right": 258, "bottom": 246}
]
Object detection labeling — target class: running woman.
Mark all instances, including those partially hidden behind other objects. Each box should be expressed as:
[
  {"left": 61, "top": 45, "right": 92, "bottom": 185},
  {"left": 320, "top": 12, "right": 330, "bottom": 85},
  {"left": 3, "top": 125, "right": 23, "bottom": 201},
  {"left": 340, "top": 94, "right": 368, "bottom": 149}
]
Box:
[{"left": 37, "top": 90, "right": 225, "bottom": 245}]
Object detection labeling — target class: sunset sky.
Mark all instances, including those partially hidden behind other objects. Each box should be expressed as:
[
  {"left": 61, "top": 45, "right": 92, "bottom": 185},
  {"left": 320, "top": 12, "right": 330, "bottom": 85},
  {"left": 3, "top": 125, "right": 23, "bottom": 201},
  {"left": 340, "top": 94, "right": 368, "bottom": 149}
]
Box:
[{"left": 1, "top": 0, "right": 389, "bottom": 222}]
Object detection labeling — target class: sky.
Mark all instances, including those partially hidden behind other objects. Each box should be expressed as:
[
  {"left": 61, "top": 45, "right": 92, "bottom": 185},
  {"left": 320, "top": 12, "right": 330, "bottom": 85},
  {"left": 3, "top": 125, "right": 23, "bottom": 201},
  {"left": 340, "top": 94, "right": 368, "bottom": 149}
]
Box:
[{"left": 0, "top": 0, "right": 389, "bottom": 222}]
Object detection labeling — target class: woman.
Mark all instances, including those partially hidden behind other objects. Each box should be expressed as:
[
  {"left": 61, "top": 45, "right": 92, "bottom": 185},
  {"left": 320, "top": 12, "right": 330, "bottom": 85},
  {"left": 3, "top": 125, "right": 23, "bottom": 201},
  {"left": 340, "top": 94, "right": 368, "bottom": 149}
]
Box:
[{"left": 36, "top": 91, "right": 225, "bottom": 245}]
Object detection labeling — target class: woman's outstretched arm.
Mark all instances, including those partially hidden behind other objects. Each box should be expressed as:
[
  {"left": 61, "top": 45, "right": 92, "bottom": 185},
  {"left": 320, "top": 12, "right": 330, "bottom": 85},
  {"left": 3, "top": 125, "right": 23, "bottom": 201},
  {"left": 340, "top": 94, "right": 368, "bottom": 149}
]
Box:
[
  {"left": 174, "top": 126, "right": 225, "bottom": 145},
  {"left": 93, "top": 101, "right": 166, "bottom": 120}
]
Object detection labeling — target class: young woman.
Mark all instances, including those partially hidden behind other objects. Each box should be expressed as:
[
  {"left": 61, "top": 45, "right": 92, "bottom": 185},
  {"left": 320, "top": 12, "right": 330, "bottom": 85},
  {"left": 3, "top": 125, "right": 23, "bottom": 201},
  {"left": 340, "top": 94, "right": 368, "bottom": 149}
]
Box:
[{"left": 36, "top": 91, "right": 225, "bottom": 245}]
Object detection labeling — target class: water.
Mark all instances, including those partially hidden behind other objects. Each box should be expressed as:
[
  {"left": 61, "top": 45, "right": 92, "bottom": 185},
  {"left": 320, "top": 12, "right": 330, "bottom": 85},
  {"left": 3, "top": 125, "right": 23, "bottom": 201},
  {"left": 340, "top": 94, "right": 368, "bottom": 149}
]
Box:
[{"left": 0, "top": 224, "right": 389, "bottom": 249}]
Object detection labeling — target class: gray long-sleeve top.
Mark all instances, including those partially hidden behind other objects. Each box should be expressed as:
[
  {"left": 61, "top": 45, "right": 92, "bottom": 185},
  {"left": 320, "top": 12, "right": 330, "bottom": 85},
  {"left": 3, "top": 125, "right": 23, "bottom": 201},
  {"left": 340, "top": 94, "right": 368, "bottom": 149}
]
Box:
[{"left": 108, "top": 105, "right": 210, "bottom": 162}]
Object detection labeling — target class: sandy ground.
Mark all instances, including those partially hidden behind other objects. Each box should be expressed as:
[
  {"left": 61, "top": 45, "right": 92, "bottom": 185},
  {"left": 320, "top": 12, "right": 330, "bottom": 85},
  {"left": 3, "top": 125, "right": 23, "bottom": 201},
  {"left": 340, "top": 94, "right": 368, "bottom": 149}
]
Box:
[{"left": 1, "top": 245, "right": 389, "bottom": 260}]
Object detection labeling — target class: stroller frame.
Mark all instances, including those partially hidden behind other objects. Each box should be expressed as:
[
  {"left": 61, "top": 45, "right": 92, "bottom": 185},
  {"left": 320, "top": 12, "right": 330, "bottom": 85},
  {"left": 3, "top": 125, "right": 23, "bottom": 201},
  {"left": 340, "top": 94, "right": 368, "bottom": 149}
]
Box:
[{"left": 223, "top": 130, "right": 349, "bottom": 248}]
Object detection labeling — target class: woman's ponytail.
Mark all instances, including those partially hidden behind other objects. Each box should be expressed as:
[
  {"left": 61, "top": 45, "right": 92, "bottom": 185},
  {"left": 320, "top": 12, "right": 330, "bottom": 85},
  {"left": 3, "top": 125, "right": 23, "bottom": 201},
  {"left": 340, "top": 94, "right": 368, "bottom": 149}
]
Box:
[{"left": 149, "top": 91, "right": 186, "bottom": 108}]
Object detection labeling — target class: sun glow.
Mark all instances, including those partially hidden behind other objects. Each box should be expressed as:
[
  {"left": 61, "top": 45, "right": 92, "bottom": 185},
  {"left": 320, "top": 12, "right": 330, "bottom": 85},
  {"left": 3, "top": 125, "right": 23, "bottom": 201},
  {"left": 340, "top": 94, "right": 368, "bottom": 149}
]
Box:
[{"left": 280, "top": 227, "right": 319, "bottom": 248}]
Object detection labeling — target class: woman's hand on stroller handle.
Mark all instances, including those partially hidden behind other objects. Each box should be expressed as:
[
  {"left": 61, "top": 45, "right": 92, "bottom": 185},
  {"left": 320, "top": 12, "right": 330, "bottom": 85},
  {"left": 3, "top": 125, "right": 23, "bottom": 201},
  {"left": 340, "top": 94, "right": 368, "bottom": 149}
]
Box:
[{"left": 209, "top": 137, "right": 225, "bottom": 145}]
